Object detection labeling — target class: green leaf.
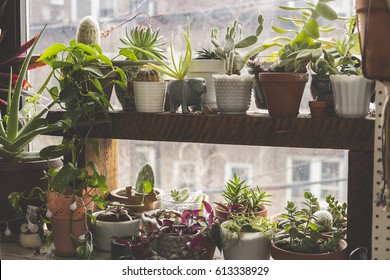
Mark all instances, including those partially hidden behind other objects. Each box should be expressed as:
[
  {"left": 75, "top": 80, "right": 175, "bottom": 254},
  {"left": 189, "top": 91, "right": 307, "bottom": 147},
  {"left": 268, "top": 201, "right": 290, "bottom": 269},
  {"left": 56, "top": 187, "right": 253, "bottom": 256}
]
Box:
[
  {"left": 38, "top": 43, "right": 67, "bottom": 61},
  {"left": 305, "top": 18, "right": 320, "bottom": 39},
  {"left": 142, "top": 180, "right": 153, "bottom": 194},
  {"left": 316, "top": 2, "right": 338, "bottom": 20},
  {"left": 51, "top": 163, "right": 79, "bottom": 188},
  {"left": 119, "top": 48, "right": 138, "bottom": 61}
]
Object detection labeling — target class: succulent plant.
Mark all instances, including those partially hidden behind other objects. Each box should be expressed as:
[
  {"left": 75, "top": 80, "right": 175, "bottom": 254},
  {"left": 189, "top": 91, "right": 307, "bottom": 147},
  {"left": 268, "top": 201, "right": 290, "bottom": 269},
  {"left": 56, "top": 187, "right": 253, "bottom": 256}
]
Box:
[
  {"left": 273, "top": 192, "right": 346, "bottom": 254},
  {"left": 76, "top": 16, "right": 101, "bottom": 45},
  {"left": 120, "top": 25, "right": 167, "bottom": 60},
  {"left": 134, "top": 68, "right": 161, "bottom": 82},
  {"left": 211, "top": 15, "right": 267, "bottom": 75},
  {"left": 135, "top": 163, "right": 155, "bottom": 194},
  {"left": 195, "top": 48, "right": 220, "bottom": 60}
]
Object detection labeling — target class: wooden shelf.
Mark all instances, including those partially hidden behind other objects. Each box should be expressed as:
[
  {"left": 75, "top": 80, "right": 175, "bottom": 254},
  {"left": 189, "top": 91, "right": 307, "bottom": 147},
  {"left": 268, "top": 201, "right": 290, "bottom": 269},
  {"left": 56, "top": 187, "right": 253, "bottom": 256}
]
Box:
[
  {"left": 48, "top": 111, "right": 375, "bottom": 151},
  {"left": 46, "top": 110, "right": 375, "bottom": 258}
]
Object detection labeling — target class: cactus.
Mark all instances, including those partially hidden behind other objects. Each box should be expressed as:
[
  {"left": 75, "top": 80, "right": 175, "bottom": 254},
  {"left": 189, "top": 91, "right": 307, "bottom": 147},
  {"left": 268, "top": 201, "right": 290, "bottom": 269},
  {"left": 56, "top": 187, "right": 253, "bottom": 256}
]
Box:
[
  {"left": 211, "top": 15, "right": 266, "bottom": 75},
  {"left": 76, "top": 16, "right": 101, "bottom": 45},
  {"left": 134, "top": 68, "right": 161, "bottom": 82}
]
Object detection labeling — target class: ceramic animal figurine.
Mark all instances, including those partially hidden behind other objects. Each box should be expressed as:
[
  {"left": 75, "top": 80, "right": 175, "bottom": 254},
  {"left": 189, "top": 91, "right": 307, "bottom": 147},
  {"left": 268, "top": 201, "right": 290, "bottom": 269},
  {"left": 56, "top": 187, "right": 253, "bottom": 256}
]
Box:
[
  {"left": 167, "top": 78, "right": 207, "bottom": 113},
  {"left": 19, "top": 205, "right": 42, "bottom": 249}
]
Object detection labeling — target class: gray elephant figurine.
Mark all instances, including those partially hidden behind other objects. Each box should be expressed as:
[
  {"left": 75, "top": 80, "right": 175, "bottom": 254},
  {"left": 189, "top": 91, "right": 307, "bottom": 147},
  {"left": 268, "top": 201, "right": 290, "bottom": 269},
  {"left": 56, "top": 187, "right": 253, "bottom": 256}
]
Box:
[{"left": 167, "top": 78, "right": 207, "bottom": 113}]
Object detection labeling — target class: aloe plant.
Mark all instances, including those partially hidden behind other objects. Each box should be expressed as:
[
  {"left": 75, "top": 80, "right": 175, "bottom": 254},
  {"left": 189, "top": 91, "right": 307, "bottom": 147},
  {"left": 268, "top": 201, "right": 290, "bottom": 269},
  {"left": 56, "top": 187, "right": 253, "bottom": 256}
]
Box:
[{"left": 0, "top": 28, "right": 62, "bottom": 160}]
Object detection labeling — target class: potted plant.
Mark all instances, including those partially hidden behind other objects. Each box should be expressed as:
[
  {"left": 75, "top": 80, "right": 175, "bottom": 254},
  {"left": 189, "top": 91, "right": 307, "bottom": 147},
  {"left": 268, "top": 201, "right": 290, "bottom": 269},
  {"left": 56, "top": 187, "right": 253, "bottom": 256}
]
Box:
[
  {"left": 11, "top": 16, "right": 127, "bottom": 259},
  {"left": 114, "top": 16, "right": 167, "bottom": 111},
  {"left": 187, "top": 48, "right": 224, "bottom": 111},
  {"left": 271, "top": 192, "right": 348, "bottom": 260},
  {"left": 160, "top": 187, "right": 208, "bottom": 212},
  {"left": 211, "top": 15, "right": 278, "bottom": 114},
  {"left": 325, "top": 15, "right": 375, "bottom": 118},
  {"left": 133, "top": 67, "right": 167, "bottom": 113},
  {"left": 220, "top": 213, "right": 273, "bottom": 260},
  {"left": 107, "top": 163, "right": 163, "bottom": 212},
  {"left": 129, "top": 18, "right": 207, "bottom": 114},
  {"left": 258, "top": 0, "right": 339, "bottom": 117},
  {"left": 90, "top": 205, "right": 141, "bottom": 252},
  {"left": 1, "top": 28, "right": 63, "bottom": 239},
  {"left": 152, "top": 201, "right": 221, "bottom": 260},
  {"left": 215, "top": 174, "right": 271, "bottom": 222}
]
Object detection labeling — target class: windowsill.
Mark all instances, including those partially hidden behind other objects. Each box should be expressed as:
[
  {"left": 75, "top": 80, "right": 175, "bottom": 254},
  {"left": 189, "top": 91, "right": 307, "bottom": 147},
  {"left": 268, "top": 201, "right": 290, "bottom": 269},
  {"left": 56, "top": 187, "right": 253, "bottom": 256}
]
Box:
[{"left": 0, "top": 242, "right": 110, "bottom": 260}]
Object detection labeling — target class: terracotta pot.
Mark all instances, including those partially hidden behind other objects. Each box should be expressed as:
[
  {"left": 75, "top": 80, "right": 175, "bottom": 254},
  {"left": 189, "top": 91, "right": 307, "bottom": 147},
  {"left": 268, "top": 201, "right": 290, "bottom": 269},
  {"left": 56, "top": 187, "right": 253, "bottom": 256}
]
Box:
[
  {"left": 200, "top": 235, "right": 217, "bottom": 260},
  {"left": 356, "top": 0, "right": 390, "bottom": 80},
  {"left": 259, "top": 73, "right": 308, "bottom": 117},
  {"left": 107, "top": 187, "right": 163, "bottom": 212},
  {"left": 310, "top": 74, "right": 335, "bottom": 115},
  {"left": 309, "top": 100, "right": 327, "bottom": 118},
  {"left": 270, "top": 239, "right": 348, "bottom": 260},
  {"left": 214, "top": 205, "right": 268, "bottom": 222},
  {"left": 0, "top": 157, "right": 63, "bottom": 239},
  {"left": 47, "top": 191, "right": 94, "bottom": 257}
]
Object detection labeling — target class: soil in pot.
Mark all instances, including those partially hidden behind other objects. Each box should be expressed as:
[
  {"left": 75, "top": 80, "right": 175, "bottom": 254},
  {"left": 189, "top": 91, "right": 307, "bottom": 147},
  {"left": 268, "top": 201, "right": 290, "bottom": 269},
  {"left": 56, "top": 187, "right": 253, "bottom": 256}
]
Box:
[{"left": 91, "top": 208, "right": 141, "bottom": 252}]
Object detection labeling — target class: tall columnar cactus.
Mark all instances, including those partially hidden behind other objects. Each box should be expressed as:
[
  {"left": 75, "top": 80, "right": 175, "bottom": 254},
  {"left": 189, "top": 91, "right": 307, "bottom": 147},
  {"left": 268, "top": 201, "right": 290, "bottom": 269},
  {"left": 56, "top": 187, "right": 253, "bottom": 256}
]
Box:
[
  {"left": 76, "top": 16, "right": 101, "bottom": 45},
  {"left": 211, "top": 15, "right": 264, "bottom": 75}
]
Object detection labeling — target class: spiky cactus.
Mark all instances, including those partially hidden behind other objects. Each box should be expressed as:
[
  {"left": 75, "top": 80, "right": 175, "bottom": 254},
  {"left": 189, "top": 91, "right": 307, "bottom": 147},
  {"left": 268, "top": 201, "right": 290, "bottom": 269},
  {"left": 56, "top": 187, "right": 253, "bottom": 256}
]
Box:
[
  {"left": 134, "top": 68, "right": 161, "bottom": 82},
  {"left": 76, "top": 16, "right": 101, "bottom": 45},
  {"left": 211, "top": 15, "right": 265, "bottom": 75}
]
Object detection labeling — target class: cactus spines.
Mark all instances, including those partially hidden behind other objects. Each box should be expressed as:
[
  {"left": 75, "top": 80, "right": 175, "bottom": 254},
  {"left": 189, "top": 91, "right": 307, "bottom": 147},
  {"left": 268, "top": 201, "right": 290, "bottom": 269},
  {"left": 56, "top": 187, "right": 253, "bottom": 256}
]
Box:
[
  {"left": 134, "top": 68, "right": 161, "bottom": 82},
  {"left": 211, "top": 15, "right": 265, "bottom": 75},
  {"left": 76, "top": 16, "right": 101, "bottom": 45}
]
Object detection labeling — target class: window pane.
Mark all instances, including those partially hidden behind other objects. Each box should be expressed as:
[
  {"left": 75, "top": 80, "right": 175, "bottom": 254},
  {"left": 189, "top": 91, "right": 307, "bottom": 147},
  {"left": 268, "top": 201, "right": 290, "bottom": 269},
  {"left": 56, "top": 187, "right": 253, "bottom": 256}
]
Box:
[{"left": 27, "top": 0, "right": 353, "bottom": 216}]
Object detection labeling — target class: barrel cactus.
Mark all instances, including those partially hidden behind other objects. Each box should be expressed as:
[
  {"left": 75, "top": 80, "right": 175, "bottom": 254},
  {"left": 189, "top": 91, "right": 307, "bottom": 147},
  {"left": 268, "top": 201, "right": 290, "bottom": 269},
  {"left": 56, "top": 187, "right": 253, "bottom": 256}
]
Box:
[
  {"left": 134, "top": 68, "right": 161, "bottom": 82},
  {"left": 76, "top": 16, "right": 101, "bottom": 45}
]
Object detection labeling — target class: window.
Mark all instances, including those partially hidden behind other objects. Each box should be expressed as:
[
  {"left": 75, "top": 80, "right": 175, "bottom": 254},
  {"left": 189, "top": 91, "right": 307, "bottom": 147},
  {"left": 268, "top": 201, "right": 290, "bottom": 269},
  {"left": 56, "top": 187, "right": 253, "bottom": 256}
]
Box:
[{"left": 25, "top": 0, "right": 354, "bottom": 217}]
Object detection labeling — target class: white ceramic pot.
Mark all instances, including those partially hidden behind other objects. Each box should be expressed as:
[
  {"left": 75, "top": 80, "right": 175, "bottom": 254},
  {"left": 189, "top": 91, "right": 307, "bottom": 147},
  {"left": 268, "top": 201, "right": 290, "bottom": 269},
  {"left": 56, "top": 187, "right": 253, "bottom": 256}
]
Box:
[
  {"left": 133, "top": 81, "right": 167, "bottom": 113},
  {"left": 188, "top": 59, "right": 225, "bottom": 111},
  {"left": 330, "top": 75, "right": 375, "bottom": 118},
  {"left": 220, "top": 220, "right": 271, "bottom": 260},
  {"left": 213, "top": 74, "right": 254, "bottom": 114},
  {"left": 91, "top": 211, "right": 142, "bottom": 252}
]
